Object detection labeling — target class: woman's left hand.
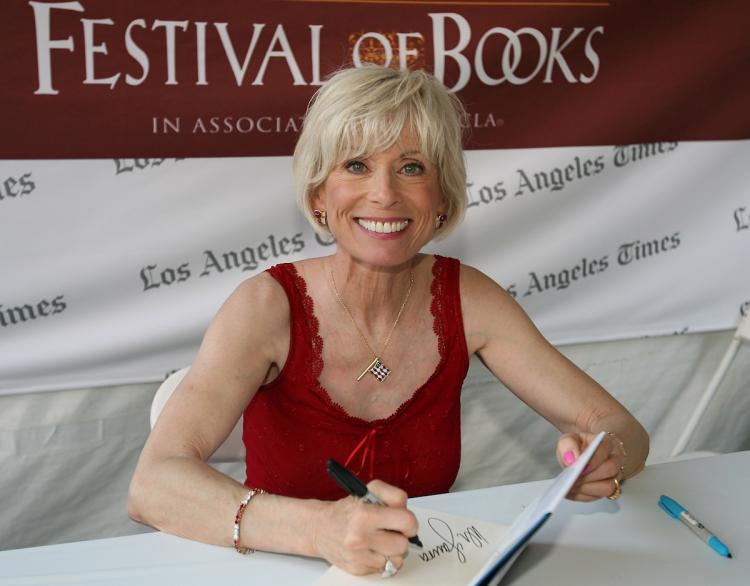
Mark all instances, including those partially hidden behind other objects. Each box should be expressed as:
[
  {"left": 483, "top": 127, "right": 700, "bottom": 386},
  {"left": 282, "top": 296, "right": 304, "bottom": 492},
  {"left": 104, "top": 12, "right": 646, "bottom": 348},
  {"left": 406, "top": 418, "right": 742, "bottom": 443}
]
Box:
[{"left": 556, "top": 432, "right": 625, "bottom": 502}]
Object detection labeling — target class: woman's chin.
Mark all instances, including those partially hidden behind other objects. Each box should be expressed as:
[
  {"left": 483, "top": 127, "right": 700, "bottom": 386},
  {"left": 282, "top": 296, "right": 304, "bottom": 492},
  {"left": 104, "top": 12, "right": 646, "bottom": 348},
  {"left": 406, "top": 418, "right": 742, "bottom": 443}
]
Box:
[{"left": 335, "top": 246, "right": 420, "bottom": 270}]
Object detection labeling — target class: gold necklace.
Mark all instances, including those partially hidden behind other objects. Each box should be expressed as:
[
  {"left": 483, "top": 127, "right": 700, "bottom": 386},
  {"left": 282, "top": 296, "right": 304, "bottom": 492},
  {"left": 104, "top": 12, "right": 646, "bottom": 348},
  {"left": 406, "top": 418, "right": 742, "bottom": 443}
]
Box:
[{"left": 328, "top": 264, "right": 414, "bottom": 382}]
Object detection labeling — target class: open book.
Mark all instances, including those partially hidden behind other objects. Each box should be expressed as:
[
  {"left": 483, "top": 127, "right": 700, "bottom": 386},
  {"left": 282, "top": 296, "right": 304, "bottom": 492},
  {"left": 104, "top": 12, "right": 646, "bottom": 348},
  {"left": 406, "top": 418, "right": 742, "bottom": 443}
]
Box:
[
  {"left": 469, "top": 431, "right": 605, "bottom": 585},
  {"left": 315, "top": 432, "right": 606, "bottom": 586}
]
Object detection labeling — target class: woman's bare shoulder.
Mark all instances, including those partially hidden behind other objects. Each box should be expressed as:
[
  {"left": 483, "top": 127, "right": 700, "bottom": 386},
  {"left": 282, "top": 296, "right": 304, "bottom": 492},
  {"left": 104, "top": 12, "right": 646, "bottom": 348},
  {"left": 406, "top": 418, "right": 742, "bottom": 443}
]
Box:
[
  {"left": 457, "top": 262, "right": 510, "bottom": 300},
  {"left": 210, "top": 269, "right": 291, "bottom": 344},
  {"left": 456, "top": 262, "right": 531, "bottom": 353},
  {"left": 232, "top": 268, "right": 288, "bottom": 305}
]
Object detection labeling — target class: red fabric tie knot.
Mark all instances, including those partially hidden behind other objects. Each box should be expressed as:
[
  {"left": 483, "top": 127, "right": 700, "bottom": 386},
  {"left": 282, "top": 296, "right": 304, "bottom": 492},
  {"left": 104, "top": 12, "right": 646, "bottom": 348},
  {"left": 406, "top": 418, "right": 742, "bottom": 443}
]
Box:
[{"left": 345, "top": 426, "right": 383, "bottom": 479}]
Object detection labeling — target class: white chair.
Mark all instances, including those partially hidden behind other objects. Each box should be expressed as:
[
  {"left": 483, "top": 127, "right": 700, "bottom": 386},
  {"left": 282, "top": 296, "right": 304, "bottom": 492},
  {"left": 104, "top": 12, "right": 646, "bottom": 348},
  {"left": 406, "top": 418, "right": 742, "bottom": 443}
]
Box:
[
  {"left": 670, "top": 312, "right": 750, "bottom": 458},
  {"left": 150, "top": 367, "right": 245, "bottom": 462}
]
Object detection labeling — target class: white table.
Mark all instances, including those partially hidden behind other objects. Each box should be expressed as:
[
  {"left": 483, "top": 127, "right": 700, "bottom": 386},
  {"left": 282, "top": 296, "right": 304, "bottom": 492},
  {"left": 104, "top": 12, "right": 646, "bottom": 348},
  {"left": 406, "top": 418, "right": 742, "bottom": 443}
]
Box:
[{"left": 1, "top": 451, "right": 746, "bottom": 585}]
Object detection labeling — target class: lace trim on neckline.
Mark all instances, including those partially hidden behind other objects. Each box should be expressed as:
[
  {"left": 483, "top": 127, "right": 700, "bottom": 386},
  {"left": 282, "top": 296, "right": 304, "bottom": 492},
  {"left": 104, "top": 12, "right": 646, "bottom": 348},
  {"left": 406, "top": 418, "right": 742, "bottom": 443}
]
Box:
[
  {"left": 285, "top": 256, "right": 451, "bottom": 428},
  {"left": 286, "top": 265, "right": 325, "bottom": 385}
]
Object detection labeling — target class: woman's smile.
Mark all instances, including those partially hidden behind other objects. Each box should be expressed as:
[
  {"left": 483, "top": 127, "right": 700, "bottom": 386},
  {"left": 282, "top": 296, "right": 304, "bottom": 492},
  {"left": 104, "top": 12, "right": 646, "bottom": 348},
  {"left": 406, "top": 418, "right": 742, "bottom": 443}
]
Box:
[{"left": 355, "top": 217, "right": 411, "bottom": 238}]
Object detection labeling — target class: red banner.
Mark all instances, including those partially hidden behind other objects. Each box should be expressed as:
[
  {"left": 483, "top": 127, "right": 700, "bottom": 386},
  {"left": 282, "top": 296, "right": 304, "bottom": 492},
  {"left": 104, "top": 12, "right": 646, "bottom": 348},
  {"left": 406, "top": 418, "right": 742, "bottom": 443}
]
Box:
[{"left": 2, "top": 0, "right": 749, "bottom": 158}]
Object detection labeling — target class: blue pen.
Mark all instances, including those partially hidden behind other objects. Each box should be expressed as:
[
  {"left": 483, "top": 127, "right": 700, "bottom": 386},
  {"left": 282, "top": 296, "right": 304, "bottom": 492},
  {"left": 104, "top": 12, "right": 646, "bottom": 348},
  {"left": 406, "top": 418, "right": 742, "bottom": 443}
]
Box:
[{"left": 658, "top": 495, "right": 733, "bottom": 558}]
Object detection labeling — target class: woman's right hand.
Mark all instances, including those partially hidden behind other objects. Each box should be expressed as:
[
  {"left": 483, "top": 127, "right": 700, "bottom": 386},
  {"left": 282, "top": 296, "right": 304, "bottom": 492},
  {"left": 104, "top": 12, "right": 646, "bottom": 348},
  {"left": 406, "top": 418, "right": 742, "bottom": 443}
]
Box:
[{"left": 313, "top": 479, "right": 419, "bottom": 576}]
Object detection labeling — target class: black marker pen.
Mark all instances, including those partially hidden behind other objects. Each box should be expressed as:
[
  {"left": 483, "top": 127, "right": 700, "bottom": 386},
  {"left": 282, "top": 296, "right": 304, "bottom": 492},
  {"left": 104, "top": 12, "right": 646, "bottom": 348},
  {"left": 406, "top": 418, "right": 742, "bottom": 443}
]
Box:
[{"left": 327, "top": 458, "right": 424, "bottom": 549}]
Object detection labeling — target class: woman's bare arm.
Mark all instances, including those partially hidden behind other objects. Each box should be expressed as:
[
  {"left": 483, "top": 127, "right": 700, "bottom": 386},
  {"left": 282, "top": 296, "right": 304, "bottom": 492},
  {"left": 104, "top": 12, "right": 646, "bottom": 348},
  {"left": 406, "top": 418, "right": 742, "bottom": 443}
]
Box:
[
  {"left": 127, "top": 273, "right": 417, "bottom": 571},
  {"left": 459, "top": 264, "right": 649, "bottom": 498}
]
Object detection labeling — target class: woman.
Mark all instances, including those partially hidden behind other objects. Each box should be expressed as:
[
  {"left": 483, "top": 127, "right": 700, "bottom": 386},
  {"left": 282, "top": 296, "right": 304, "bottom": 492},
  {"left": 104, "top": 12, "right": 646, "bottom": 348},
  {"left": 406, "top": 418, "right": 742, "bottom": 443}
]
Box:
[{"left": 128, "top": 66, "right": 649, "bottom": 577}]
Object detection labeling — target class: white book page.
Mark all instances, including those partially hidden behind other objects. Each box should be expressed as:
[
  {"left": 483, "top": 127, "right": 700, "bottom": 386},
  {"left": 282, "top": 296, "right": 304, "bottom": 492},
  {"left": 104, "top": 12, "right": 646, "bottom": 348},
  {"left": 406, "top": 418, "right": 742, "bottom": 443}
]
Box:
[
  {"left": 314, "top": 508, "right": 509, "bottom": 586},
  {"left": 469, "top": 431, "right": 606, "bottom": 586}
]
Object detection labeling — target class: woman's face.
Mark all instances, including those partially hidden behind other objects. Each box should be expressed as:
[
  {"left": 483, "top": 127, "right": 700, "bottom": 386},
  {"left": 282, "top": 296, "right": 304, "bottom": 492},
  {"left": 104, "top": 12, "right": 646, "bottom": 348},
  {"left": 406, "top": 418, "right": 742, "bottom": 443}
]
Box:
[{"left": 313, "top": 130, "right": 445, "bottom": 270}]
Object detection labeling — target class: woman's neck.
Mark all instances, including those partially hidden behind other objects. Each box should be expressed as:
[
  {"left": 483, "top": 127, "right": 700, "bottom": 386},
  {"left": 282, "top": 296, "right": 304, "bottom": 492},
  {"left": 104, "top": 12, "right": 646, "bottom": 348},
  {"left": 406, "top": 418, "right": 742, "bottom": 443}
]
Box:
[{"left": 325, "top": 253, "right": 418, "bottom": 333}]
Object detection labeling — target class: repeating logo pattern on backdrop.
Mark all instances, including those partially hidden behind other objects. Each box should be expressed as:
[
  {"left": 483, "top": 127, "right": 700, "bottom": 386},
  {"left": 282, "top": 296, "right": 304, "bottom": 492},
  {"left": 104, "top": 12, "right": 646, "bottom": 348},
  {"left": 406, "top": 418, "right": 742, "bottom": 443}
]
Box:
[{"left": 2, "top": 140, "right": 748, "bottom": 391}]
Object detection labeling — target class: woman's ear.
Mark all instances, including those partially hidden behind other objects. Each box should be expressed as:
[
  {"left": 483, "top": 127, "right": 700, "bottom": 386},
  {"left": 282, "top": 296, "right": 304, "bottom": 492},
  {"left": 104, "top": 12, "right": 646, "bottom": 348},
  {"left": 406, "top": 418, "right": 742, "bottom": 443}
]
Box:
[
  {"left": 311, "top": 189, "right": 324, "bottom": 210},
  {"left": 438, "top": 194, "right": 449, "bottom": 220}
]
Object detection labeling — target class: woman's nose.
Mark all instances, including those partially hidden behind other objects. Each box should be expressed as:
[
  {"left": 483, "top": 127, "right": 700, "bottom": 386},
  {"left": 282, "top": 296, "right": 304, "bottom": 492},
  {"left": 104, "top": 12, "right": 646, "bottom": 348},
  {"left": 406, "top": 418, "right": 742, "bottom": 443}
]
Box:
[{"left": 369, "top": 169, "right": 399, "bottom": 207}]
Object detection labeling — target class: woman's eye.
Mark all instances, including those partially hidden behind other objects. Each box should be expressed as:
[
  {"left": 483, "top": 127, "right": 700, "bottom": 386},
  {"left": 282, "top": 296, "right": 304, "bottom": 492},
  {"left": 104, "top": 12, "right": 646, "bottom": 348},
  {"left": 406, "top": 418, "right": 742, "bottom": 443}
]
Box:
[
  {"left": 402, "top": 162, "right": 425, "bottom": 176},
  {"left": 345, "top": 160, "right": 367, "bottom": 174}
]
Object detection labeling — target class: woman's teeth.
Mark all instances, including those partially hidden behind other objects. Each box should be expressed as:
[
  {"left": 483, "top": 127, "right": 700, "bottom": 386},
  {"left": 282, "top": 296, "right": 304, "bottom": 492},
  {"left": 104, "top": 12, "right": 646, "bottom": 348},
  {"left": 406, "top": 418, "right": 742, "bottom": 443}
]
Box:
[{"left": 357, "top": 219, "right": 409, "bottom": 234}]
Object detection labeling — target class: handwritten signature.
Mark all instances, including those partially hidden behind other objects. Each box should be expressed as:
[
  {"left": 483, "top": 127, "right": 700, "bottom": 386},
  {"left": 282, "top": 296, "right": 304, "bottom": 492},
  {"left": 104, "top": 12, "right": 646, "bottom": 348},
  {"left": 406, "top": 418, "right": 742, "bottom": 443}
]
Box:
[{"left": 418, "top": 518, "right": 489, "bottom": 564}]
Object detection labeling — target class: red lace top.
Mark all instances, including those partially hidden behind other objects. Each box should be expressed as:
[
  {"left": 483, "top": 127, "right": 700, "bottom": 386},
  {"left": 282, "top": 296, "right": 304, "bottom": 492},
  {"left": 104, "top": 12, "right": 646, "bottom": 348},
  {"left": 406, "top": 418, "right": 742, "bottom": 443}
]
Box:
[{"left": 242, "top": 255, "right": 469, "bottom": 500}]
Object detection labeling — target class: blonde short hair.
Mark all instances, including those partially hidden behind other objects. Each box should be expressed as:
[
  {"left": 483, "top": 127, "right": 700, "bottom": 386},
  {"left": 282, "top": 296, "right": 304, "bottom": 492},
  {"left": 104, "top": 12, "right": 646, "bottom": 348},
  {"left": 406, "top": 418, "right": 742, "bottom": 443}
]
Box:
[{"left": 293, "top": 66, "right": 467, "bottom": 238}]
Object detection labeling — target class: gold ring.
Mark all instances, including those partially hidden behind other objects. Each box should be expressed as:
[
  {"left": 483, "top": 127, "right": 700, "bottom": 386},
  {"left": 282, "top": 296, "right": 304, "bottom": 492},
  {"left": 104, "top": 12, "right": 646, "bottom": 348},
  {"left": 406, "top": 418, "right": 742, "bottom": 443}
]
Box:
[{"left": 607, "top": 477, "right": 622, "bottom": 500}]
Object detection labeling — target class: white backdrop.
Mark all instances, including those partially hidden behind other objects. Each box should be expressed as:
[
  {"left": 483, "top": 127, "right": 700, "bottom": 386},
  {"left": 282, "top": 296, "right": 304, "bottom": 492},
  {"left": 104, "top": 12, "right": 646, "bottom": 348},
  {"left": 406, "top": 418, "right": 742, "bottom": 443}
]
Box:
[{"left": 1, "top": 140, "right": 748, "bottom": 394}]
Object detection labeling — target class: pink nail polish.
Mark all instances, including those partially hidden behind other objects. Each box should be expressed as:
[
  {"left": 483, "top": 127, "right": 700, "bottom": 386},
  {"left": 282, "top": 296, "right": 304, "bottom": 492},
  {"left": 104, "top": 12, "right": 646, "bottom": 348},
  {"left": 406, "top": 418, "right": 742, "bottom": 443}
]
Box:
[{"left": 563, "top": 451, "right": 576, "bottom": 465}]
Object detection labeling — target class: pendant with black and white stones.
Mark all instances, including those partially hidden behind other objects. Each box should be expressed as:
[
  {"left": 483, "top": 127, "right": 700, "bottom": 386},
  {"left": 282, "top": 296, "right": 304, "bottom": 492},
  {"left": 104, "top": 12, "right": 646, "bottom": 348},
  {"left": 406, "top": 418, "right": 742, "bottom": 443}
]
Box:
[{"left": 357, "top": 357, "right": 391, "bottom": 382}]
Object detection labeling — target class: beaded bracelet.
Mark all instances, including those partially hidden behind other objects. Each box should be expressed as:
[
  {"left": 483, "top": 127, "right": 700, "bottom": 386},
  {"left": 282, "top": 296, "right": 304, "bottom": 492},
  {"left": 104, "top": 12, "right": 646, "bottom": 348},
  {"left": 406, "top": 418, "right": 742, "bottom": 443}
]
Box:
[
  {"left": 606, "top": 431, "right": 628, "bottom": 457},
  {"left": 606, "top": 431, "right": 628, "bottom": 476},
  {"left": 233, "top": 488, "right": 266, "bottom": 554}
]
